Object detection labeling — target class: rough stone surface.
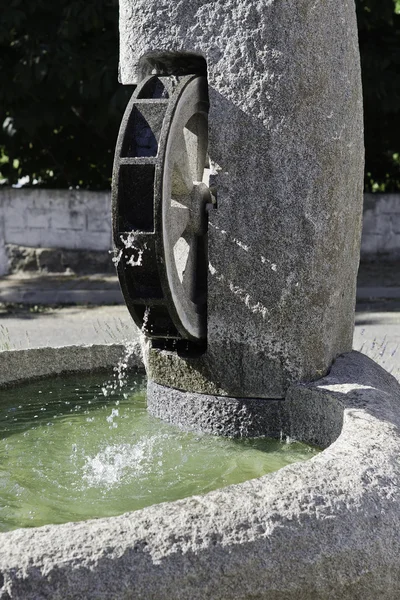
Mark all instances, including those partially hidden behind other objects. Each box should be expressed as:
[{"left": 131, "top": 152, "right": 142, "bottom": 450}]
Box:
[
  {"left": 0, "top": 343, "right": 142, "bottom": 387},
  {"left": 120, "top": 0, "right": 364, "bottom": 397},
  {"left": 147, "top": 379, "right": 286, "bottom": 437},
  {"left": 2, "top": 351, "right": 400, "bottom": 599}
]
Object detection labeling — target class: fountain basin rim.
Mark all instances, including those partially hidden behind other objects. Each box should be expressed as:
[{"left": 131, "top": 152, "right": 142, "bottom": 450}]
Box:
[
  {"left": 0, "top": 342, "right": 144, "bottom": 388},
  {"left": 1, "top": 351, "right": 400, "bottom": 598}
]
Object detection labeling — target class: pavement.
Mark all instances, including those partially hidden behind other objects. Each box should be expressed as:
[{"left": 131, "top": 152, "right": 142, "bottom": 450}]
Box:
[
  {"left": 0, "top": 262, "right": 399, "bottom": 381},
  {"left": 0, "top": 304, "right": 139, "bottom": 351},
  {"left": 354, "top": 302, "right": 400, "bottom": 380},
  {"left": 0, "top": 274, "right": 123, "bottom": 306}
]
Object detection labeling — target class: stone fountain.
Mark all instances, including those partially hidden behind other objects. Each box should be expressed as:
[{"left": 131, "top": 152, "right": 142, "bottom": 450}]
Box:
[
  {"left": 113, "top": 0, "right": 366, "bottom": 434},
  {"left": 1, "top": 1, "right": 400, "bottom": 598}
]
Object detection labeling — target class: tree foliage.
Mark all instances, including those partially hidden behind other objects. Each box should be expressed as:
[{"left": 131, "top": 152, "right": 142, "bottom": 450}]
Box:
[
  {"left": 0, "top": 0, "right": 132, "bottom": 189},
  {"left": 356, "top": 0, "right": 400, "bottom": 191},
  {"left": 0, "top": 0, "right": 399, "bottom": 191}
]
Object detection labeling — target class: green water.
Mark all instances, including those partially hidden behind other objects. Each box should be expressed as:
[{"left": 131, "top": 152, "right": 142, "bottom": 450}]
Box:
[{"left": 0, "top": 372, "right": 320, "bottom": 531}]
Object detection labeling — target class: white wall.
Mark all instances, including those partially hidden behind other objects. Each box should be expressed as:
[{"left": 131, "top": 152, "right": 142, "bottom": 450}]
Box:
[
  {"left": 0, "top": 189, "right": 399, "bottom": 276},
  {"left": 0, "top": 189, "right": 112, "bottom": 275},
  {"left": 361, "top": 193, "right": 400, "bottom": 259}
]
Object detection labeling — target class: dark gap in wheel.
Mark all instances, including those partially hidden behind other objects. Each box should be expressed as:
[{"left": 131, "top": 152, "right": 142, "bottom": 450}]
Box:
[
  {"left": 118, "top": 164, "right": 155, "bottom": 232},
  {"left": 121, "top": 107, "right": 158, "bottom": 158},
  {"left": 123, "top": 269, "right": 164, "bottom": 301},
  {"left": 137, "top": 51, "right": 207, "bottom": 80},
  {"left": 184, "top": 113, "right": 209, "bottom": 182},
  {"left": 137, "top": 77, "right": 169, "bottom": 99}
]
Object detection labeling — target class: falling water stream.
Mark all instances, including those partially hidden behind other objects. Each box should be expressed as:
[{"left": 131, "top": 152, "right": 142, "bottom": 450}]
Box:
[{"left": 0, "top": 370, "right": 320, "bottom": 532}]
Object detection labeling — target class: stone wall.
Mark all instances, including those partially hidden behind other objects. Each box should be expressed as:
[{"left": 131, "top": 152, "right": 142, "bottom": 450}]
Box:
[
  {"left": 0, "top": 188, "right": 112, "bottom": 275},
  {"left": 361, "top": 193, "right": 400, "bottom": 260},
  {"left": 0, "top": 189, "right": 398, "bottom": 276}
]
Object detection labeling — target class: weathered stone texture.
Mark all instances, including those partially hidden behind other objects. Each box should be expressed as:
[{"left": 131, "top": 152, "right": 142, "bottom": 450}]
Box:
[
  {"left": 2, "top": 352, "right": 400, "bottom": 599},
  {"left": 0, "top": 344, "right": 142, "bottom": 387},
  {"left": 147, "top": 379, "right": 286, "bottom": 437},
  {"left": 120, "top": 0, "right": 364, "bottom": 397}
]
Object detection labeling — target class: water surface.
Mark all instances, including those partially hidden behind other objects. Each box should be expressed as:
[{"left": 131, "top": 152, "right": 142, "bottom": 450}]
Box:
[{"left": 0, "top": 372, "right": 320, "bottom": 531}]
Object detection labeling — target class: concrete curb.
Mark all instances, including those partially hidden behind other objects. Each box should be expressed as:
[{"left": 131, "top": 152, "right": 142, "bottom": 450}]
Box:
[
  {"left": 0, "top": 288, "right": 124, "bottom": 305},
  {"left": 357, "top": 287, "right": 400, "bottom": 300}
]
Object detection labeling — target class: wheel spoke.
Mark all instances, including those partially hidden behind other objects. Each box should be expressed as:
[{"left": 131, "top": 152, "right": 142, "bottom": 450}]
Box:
[
  {"left": 173, "top": 236, "right": 190, "bottom": 285},
  {"left": 168, "top": 200, "right": 190, "bottom": 246},
  {"left": 171, "top": 130, "right": 194, "bottom": 195}
]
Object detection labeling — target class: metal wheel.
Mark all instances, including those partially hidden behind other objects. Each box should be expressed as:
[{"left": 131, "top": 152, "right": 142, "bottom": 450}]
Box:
[{"left": 112, "top": 74, "right": 211, "bottom": 343}]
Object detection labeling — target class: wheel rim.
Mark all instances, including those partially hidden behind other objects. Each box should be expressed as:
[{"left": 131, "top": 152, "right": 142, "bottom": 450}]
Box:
[{"left": 162, "top": 77, "right": 210, "bottom": 340}]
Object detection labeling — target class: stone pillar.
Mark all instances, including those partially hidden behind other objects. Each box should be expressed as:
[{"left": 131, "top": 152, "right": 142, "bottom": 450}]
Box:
[{"left": 119, "top": 0, "right": 364, "bottom": 399}]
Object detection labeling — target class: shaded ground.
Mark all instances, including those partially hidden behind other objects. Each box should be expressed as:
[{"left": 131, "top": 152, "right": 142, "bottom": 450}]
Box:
[
  {"left": 0, "top": 274, "right": 123, "bottom": 305},
  {"left": 1, "top": 302, "right": 398, "bottom": 381},
  {"left": 0, "top": 260, "right": 399, "bottom": 306},
  {"left": 357, "top": 261, "right": 400, "bottom": 288}
]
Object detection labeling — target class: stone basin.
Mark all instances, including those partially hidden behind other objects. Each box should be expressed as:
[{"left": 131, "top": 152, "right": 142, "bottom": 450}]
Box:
[{"left": 1, "top": 345, "right": 400, "bottom": 599}]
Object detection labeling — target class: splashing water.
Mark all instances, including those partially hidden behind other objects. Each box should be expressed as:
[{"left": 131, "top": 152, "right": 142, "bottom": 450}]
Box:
[
  {"left": 112, "top": 234, "right": 147, "bottom": 268},
  {"left": 101, "top": 340, "right": 140, "bottom": 397},
  {"left": 82, "top": 436, "right": 162, "bottom": 487}
]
